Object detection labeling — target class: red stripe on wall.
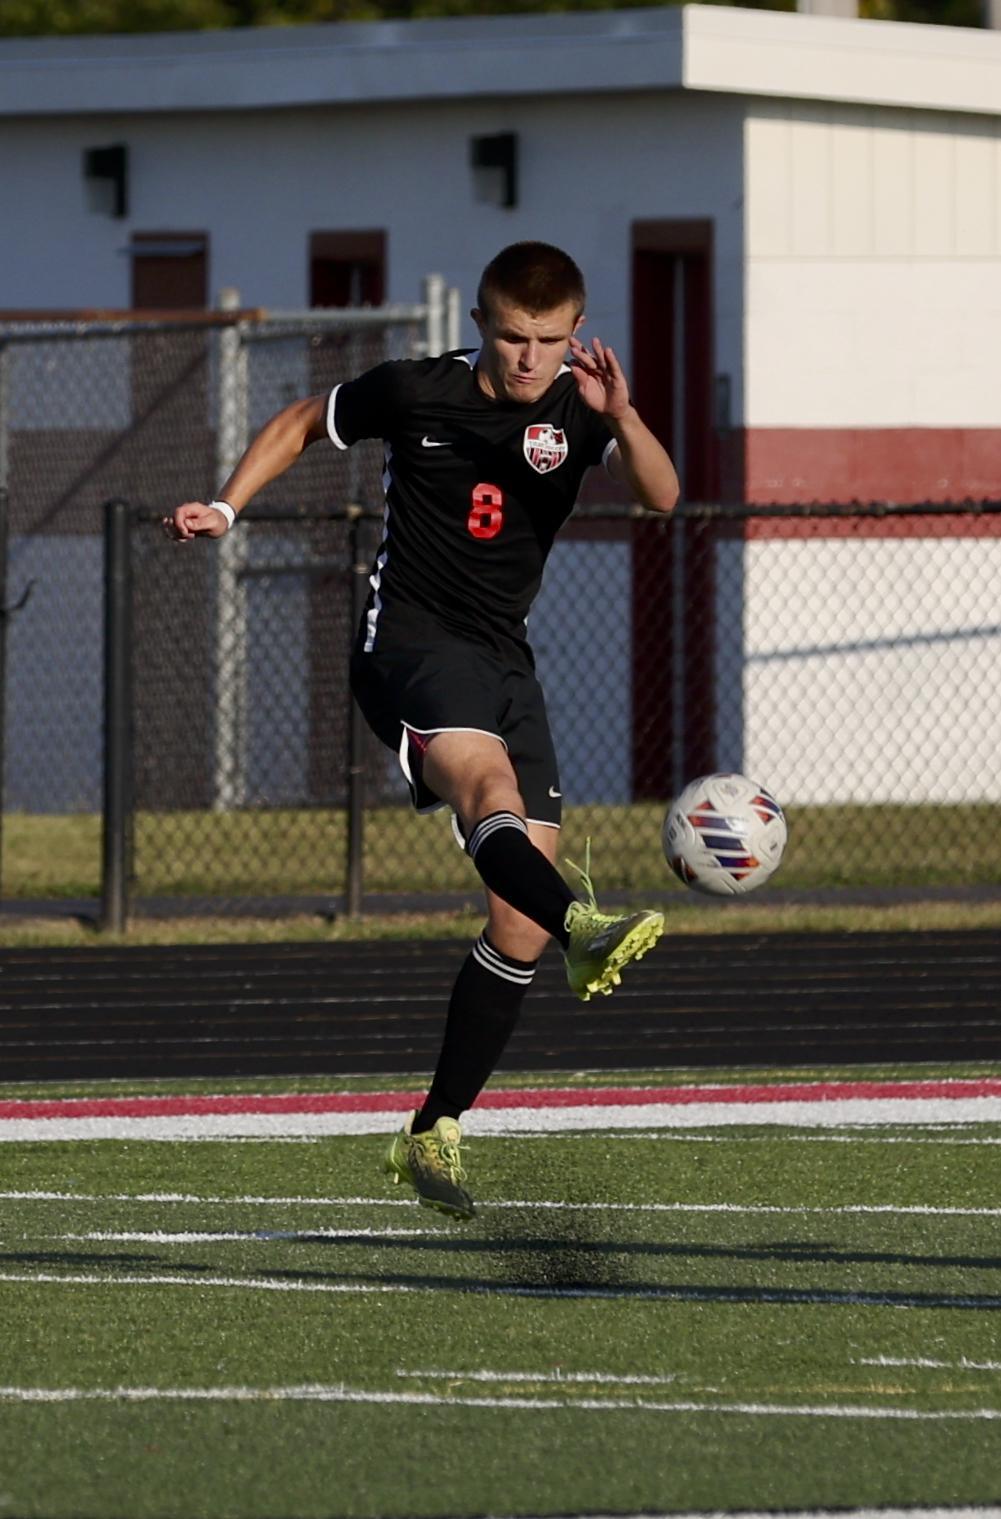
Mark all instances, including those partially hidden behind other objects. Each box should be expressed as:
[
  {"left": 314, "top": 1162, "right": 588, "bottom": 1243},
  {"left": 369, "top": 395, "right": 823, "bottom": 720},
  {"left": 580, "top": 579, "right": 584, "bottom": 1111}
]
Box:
[
  {"left": 738, "top": 427, "right": 1001, "bottom": 512},
  {"left": 744, "top": 512, "right": 1001, "bottom": 540}
]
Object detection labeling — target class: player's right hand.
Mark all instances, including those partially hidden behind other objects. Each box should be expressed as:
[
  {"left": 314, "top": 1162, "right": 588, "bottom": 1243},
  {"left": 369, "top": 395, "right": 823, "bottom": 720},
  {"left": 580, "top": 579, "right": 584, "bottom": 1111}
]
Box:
[{"left": 163, "top": 502, "right": 231, "bottom": 541}]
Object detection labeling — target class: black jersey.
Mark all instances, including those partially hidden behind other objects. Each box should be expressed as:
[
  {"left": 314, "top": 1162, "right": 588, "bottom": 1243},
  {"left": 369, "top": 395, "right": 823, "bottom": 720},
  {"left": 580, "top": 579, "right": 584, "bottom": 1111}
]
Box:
[{"left": 328, "top": 350, "right": 614, "bottom": 650}]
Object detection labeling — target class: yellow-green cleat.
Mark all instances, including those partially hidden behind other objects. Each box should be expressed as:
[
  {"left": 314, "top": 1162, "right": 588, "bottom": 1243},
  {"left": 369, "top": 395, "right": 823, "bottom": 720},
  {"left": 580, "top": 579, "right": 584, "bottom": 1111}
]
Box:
[
  {"left": 384, "top": 1111, "right": 475, "bottom": 1221},
  {"left": 563, "top": 840, "right": 665, "bottom": 1002}
]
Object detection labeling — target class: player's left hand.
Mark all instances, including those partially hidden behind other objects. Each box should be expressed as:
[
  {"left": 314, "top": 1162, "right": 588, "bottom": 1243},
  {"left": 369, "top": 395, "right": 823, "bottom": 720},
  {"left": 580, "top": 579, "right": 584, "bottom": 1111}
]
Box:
[{"left": 568, "top": 335, "right": 632, "bottom": 420}]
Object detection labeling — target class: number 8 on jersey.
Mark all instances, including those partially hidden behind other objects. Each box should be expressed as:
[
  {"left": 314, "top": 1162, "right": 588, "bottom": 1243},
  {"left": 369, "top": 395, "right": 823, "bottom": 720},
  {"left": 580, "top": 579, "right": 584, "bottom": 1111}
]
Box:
[{"left": 468, "top": 483, "right": 505, "bottom": 540}]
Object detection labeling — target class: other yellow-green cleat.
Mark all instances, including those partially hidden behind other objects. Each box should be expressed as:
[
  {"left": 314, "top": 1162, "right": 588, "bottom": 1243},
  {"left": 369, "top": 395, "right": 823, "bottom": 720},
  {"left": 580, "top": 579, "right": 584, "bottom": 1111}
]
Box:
[
  {"left": 563, "top": 840, "right": 665, "bottom": 1001},
  {"left": 384, "top": 1111, "right": 475, "bottom": 1221}
]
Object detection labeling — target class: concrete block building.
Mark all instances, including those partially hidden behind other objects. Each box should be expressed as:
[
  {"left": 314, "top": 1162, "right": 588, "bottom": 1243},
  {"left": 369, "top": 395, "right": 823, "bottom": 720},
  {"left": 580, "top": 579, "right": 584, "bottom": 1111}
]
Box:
[{"left": 3, "top": 5, "right": 1000, "bottom": 810}]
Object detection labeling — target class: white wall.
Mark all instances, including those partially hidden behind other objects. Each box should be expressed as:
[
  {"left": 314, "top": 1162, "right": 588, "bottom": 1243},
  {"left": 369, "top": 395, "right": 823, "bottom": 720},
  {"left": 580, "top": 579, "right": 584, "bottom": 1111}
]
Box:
[
  {"left": 2, "top": 88, "right": 744, "bottom": 813},
  {"left": 716, "top": 534, "right": 1001, "bottom": 806},
  {"left": 0, "top": 91, "right": 744, "bottom": 383},
  {"left": 734, "top": 99, "right": 1001, "bottom": 808},
  {"left": 744, "top": 99, "right": 1001, "bottom": 427}
]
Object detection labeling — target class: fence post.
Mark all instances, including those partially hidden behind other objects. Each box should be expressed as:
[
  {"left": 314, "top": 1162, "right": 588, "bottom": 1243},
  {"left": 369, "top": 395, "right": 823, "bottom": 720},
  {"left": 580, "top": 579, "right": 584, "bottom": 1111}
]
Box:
[
  {"left": 345, "top": 506, "right": 368, "bottom": 916},
  {"left": 101, "top": 499, "right": 134, "bottom": 933},
  {"left": 670, "top": 510, "right": 687, "bottom": 798},
  {"left": 446, "top": 284, "right": 462, "bottom": 352},
  {"left": 213, "top": 288, "right": 249, "bottom": 810},
  {"left": 0, "top": 485, "right": 7, "bottom": 900},
  {"left": 423, "top": 273, "right": 446, "bottom": 358},
  {"left": 0, "top": 342, "right": 8, "bottom": 896}
]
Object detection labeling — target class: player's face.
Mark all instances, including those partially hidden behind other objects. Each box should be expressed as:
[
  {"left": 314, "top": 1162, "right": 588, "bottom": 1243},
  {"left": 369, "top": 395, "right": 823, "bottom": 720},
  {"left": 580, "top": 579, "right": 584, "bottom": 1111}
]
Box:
[{"left": 473, "top": 297, "right": 583, "bottom": 405}]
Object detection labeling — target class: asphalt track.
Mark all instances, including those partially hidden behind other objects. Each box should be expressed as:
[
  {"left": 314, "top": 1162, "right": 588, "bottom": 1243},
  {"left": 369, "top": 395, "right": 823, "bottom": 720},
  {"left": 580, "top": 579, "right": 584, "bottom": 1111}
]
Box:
[{"left": 0, "top": 930, "right": 999, "bottom": 1083}]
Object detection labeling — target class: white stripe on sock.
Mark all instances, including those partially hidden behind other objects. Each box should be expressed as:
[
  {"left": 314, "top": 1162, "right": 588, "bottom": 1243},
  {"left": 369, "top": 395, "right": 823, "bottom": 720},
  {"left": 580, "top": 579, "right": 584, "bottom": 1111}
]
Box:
[
  {"left": 466, "top": 812, "right": 527, "bottom": 860},
  {"left": 472, "top": 936, "right": 537, "bottom": 986}
]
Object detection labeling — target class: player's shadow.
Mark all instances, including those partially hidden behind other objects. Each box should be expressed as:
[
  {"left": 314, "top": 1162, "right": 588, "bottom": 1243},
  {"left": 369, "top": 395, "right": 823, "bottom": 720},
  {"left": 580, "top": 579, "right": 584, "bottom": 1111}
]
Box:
[
  {"left": 304, "top": 1230, "right": 1001, "bottom": 1275},
  {"left": 7, "top": 1238, "right": 1001, "bottom": 1311},
  {"left": 271, "top": 1215, "right": 1001, "bottom": 1309},
  {"left": 477, "top": 1205, "right": 628, "bottom": 1294},
  {"left": 0, "top": 1248, "right": 180, "bottom": 1270}
]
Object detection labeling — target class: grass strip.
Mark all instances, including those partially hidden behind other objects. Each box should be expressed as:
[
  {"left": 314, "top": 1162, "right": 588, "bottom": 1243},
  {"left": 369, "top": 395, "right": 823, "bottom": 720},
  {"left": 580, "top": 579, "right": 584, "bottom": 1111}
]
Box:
[
  {"left": 6, "top": 800, "right": 1001, "bottom": 899},
  {"left": 5, "top": 897, "right": 1001, "bottom": 949}
]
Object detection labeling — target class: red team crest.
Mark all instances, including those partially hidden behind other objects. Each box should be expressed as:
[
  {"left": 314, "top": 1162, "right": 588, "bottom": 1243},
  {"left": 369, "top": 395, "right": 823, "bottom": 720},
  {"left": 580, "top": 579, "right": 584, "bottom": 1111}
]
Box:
[{"left": 523, "top": 423, "right": 568, "bottom": 475}]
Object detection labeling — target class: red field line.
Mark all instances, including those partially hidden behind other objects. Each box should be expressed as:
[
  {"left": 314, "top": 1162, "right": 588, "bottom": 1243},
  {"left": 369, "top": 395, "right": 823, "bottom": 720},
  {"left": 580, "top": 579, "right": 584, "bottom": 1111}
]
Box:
[{"left": 2, "top": 1077, "right": 1000, "bottom": 1123}]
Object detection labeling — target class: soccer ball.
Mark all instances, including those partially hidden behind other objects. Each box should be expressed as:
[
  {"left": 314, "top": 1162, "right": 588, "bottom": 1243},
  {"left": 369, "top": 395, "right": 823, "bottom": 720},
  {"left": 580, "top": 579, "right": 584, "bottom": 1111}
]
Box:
[{"left": 662, "top": 772, "right": 787, "bottom": 897}]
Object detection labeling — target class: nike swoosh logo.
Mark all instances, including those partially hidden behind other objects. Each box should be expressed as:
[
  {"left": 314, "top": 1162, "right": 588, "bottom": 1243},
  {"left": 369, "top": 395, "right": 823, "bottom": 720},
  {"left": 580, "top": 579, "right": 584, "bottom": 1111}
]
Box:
[
  {"left": 548, "top": 785, "right": 562, "bottom": 799},
  {"left": 421, "top": 436, "right": 451, "bottom": 448}
]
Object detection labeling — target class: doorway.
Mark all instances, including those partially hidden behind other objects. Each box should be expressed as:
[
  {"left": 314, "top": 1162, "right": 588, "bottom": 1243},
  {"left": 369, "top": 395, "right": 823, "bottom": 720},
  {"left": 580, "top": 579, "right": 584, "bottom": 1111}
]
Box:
[{"left": 630, "top": 219, "right": 716, "bottom": 801}]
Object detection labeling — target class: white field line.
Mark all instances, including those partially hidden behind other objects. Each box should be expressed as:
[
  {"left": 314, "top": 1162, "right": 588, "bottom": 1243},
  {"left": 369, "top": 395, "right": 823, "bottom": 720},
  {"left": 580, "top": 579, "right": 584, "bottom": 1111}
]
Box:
[
  {"left": 0, "top": 1271, "right": 410, "bottom": 1296},
  {"left": 55, "top": 1229, "right": 444, "bottom": 1243},
  {"left": 9, "top": 1129, "right": 1001, "bottom": 1149},
  {"left": 4, "top": 1190, "right": 1001, "bottom": 1218},
  {"left": 859, "top": 1356, "right": 1001, "bottom": 1373},
  {"left": 2, "top": 1096, "right": 1000, "bottom": 1141},
  {"left": 633, "top": 1133, "right": 1001, "bottom": 1147},
  {"left": 99, "top": 1136, "right": 327, "bottom": 1145},
  {"left": 497, "top": 1132, "right": 1001, "bottom": 1148},
  {"left": 12, "top": 1130, "right": 1001, "bottom": 1148},
  {"left": 6, "top": 1129, "right": 1001, "bottom": 1147},
  {"left": 542, "top": 1511, "right": 1001, "bottom": 1519},
  {"left": 495, "top": 1511, "right": 1001, "bottom": 1519},
  {"left": 395, "top": 1369, "right": 680, "bottom": 1386},
  {"left": 0, "top": 1382, "right": 999, "bottom": 1421},
  {"left": 465, "top": 1100, "right": 1001, "bottom": 1133}
]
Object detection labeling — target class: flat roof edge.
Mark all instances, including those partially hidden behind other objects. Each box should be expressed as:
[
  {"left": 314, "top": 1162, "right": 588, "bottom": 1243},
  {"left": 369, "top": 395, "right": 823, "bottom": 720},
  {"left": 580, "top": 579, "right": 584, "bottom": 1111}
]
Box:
[
  {"left": 0, "top": 14, "right": 685, "bottom": 116},
  {"left": 685, "top": 5, "right": 1001, "bottom": 119},
  {"left": 0, "top": 6, "right": 999, "bottom": 119}
]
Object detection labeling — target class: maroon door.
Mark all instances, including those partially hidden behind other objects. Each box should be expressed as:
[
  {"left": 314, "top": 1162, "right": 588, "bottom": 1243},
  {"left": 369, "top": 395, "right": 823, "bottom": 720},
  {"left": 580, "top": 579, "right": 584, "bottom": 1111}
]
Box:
[
  {"left": 309, "top": 231, "right": 386, "bottom": 309},
  {"left": 130, "top": 231, "right": 208, "bottom": 310},
  {"left": 630, "top": 220, "right": 717, "bottom": 801}
]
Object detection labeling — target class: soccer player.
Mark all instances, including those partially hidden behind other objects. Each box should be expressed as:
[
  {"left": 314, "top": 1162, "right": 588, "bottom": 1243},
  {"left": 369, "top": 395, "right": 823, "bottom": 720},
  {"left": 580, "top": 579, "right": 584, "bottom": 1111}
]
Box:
[{"left": 166, "top": 242, "right": 679, "bottom": 1221}]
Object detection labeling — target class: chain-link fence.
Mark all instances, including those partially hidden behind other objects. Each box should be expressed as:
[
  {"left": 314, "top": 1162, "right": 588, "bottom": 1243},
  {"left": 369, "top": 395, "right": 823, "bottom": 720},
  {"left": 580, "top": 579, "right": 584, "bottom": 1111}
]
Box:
[
  {"left": 3, "top": 308, "right": 1001, "bottom": 921},
  {"left": 0, "top": 289, "right": 453, "bottom": 919},
  {"left": 10, "top": 488, "right": 1001, "bottom": 921}
]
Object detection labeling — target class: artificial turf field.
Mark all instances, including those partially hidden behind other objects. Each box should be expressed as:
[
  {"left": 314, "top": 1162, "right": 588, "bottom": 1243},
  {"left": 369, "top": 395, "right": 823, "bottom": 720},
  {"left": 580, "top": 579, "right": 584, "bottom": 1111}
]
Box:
[{"left": 2, "top": 1071, "right": 1001, "bottom": 1519}]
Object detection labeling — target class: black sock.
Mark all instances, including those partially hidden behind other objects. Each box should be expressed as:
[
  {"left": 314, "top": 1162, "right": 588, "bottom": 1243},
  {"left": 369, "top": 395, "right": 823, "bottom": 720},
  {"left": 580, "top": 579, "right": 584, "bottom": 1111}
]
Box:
[
  {"left": 465, "top": 812, "right": 575, "bottom": 949},
  {"left": 413, "top": 932, "right": 538, "bottom": 1131}
]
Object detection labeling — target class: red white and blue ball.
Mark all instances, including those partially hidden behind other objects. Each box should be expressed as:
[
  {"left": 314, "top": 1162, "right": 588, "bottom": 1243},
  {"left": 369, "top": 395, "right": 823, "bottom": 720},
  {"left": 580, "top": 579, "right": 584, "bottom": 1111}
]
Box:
[{"left": 662, "top": 772, "right": 787, "bottom": 897}]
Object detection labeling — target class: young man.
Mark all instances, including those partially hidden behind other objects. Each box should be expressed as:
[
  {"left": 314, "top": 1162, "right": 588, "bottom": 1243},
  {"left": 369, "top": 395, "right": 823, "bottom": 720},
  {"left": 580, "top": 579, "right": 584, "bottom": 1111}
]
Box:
[{"left": 166, "top": 241, "right": 679, "bottom": 1221}]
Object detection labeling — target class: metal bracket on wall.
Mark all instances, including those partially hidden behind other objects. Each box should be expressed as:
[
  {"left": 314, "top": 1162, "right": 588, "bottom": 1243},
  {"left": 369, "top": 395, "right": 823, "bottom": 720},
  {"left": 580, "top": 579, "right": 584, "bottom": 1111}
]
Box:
[{"left": 0, "top": 579, "right": 33, "bottom": 619}]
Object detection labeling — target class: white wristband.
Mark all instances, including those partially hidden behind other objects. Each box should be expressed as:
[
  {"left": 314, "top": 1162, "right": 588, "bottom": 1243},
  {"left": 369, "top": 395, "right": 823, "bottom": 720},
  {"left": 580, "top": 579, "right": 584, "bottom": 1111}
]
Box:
[{"left": 209, "top": 499, "right": 236, "bottom": 530}]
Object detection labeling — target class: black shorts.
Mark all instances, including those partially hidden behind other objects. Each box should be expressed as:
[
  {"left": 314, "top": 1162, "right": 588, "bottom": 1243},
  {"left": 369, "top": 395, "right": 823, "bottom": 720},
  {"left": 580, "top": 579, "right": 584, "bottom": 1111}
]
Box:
[{"left": 350, "top": 632, "right": 562, "bottom": 829}]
